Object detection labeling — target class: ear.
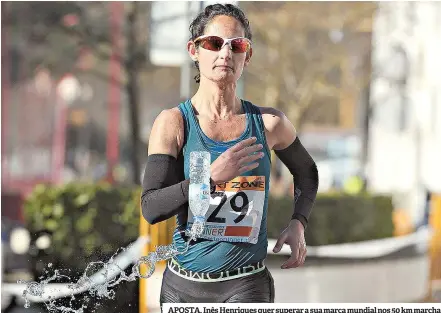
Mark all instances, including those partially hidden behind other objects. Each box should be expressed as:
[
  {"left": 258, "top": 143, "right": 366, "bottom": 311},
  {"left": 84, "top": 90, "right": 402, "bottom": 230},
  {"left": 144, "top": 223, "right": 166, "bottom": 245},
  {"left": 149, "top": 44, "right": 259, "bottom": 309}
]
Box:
[
  {"left": 244, "top": 47, "right": 253, "bottom": 67},
  {"left": 187, "top": 41, "right": 198, "bottom": 62}
]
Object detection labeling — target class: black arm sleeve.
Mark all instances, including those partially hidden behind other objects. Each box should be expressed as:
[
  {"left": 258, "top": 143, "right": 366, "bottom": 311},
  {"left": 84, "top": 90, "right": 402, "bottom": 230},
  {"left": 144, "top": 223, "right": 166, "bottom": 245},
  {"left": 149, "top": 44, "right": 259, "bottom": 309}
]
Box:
[
  {"left": 274, "top": 137, "right": 319, "bottom": 229},
  {"left": 141, "top": 154, "right": 189, "bottom": 225}
]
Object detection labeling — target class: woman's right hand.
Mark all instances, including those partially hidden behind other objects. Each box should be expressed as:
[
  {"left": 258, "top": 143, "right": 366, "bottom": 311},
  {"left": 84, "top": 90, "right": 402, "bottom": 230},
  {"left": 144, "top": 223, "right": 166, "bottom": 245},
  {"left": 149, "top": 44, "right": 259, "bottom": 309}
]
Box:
[{"left": 210, "top": 137, "right": 265, "bottom": 185}]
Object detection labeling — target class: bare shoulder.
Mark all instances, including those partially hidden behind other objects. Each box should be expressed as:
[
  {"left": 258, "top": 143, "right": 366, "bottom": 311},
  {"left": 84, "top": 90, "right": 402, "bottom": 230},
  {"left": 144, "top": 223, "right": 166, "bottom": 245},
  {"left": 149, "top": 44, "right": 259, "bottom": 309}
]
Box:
[
  {"left": 258, "top": 106, "right": 287, "bottom": 131},
  {"left": 147, "top": 107, "right": 184, "bottom": 158},
  {"left": 257, "top": 106, "right": 297, "bottom": 150}
]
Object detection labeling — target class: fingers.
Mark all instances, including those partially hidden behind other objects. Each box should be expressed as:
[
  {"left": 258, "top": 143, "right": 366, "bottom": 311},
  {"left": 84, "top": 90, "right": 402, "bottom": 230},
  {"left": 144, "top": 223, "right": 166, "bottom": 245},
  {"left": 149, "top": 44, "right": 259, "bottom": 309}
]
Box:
[
  {"left": 239, "top": 162, "right": 260, "bottom": 174},
  {"left": 237, "top": 145, "right": 264, "bottom": 174},
  {"left": 228, "top": 137, "right": 264, "bottom": 175},
  {"left": 300, "top": 247, "right": 307, "bottom": 265},
  {"left": 282, "top": 244, "right": 307, "bottom": 269},
  {"left": 230, "top": 137, "right": 257, "bottom": 153},
  {"left": 272, "top": 233, "right": 287, "bottom": 253},
  {"left": 281, "top": 246, "right": 300, "bottom": 269},
  {"left": 238, "top": 151, "right": 264, "bottom": 166},
  {"left": 235, "top": 143, "right": 263, "bottom": 159}
]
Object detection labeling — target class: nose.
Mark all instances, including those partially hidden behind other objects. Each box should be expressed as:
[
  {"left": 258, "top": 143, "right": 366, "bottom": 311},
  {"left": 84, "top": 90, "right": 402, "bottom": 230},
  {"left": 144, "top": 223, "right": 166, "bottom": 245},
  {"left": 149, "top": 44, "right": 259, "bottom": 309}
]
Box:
[{"left": 218, "top": 43, "right": 232, "bottom": 60}]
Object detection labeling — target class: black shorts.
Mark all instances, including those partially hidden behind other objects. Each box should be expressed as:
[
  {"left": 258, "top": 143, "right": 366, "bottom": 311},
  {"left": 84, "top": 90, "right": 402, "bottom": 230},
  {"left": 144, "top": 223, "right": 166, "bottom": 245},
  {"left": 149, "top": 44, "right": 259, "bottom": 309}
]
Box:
[{"left": 160, "top": 261, "right": 275, "bottom": 305}]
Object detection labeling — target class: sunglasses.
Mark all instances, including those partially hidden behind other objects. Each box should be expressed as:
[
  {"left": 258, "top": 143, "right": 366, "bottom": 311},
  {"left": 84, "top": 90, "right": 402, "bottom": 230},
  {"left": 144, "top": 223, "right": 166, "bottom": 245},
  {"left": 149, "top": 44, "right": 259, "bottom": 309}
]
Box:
[{"left": 193, "top": 35, "right": 251, "bottom": 53}]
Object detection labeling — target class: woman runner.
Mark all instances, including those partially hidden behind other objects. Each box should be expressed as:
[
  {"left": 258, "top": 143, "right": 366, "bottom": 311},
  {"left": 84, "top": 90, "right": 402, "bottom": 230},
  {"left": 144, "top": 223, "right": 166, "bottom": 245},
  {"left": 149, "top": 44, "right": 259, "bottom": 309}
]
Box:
[{"left": 142, "top": 3, "right": 319, "bottom": 304}]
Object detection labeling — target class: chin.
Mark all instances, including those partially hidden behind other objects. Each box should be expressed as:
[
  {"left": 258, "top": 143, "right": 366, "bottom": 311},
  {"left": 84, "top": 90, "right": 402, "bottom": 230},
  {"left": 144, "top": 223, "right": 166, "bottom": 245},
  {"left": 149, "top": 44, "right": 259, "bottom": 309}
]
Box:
[
  {"left": 201, "top": 71, "right": 239, "bottom": 85},
  {"left": 210, "top": 73, "right": 238, "bottom": 84}
]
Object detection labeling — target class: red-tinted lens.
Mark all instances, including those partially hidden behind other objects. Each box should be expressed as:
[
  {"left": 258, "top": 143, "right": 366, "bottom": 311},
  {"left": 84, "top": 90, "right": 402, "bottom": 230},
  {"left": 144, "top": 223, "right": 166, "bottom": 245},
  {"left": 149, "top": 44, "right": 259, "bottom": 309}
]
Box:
[
  {"left": 231, "top": 38, "right": 250, "bottom": 53},
  {"left": 197, "top": 36, "right": 250, "bottom": 53},
  {"left": 199, "top": 36, "right": 224, "bottom": 51}
]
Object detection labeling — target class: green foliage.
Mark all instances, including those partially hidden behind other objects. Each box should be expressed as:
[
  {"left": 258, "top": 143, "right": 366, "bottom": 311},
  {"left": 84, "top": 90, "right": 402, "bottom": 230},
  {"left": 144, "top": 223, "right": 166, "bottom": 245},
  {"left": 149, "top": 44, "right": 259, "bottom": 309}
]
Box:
[
  {"left": 24, "top": 183, "right": 140, "bottom": 275},
  {"left": 267, "top": 192, "right": 394, "bottom": 246},
  {"left": 24, "top": 183, "right": 394, "bottom": 276}
]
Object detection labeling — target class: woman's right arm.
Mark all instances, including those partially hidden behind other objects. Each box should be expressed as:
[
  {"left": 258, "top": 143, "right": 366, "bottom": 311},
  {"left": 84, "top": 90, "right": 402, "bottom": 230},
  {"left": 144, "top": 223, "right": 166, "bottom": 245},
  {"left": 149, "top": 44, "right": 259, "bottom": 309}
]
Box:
[
  {"left": 141, "top": 107, "right": 266, "bottom": 225},
  {"left": 141, "top": 108, "right": 189, "bottom": 225}
]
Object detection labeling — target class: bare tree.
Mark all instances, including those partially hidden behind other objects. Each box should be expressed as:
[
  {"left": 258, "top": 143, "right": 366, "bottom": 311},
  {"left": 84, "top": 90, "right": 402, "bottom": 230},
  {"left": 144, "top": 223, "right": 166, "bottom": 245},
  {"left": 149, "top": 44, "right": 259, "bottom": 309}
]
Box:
[
  {"left": 242, "top": 2, "right": 376, "bottom": 131},
  {"left": 2, "top": 1, "right": 152, "bottom": 184}
]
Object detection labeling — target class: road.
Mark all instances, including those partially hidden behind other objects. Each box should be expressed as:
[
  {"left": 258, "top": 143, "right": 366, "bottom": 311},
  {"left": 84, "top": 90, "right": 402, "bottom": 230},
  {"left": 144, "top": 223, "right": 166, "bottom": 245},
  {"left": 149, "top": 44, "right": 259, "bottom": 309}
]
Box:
[{"left": 145, "top": 253, "right": 430, "bottom": 312}]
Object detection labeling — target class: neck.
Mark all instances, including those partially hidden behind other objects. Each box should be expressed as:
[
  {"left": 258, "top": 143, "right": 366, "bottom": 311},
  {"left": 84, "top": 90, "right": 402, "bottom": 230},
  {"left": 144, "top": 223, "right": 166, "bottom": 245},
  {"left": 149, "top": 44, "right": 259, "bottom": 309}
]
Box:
[{"left": 192, "top": 78, "right": 241, "bottom": 119}]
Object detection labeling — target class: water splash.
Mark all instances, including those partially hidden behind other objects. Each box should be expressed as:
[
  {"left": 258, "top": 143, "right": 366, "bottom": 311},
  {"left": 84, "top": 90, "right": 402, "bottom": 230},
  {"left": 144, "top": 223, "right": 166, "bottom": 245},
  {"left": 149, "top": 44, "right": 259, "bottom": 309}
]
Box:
[
  {"left": 18, "top": 222, "right": 204, "bottom": 313},
  {"left": 19, "top": 151, "right": 211, "bottom": 312}
]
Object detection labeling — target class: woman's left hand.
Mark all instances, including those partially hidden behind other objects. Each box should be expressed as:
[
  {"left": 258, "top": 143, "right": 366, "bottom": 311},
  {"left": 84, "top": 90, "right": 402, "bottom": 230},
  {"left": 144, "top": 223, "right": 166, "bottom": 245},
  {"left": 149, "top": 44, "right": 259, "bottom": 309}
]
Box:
[{"left": 272, "top": 219, "right": 307, "bottom": 269}]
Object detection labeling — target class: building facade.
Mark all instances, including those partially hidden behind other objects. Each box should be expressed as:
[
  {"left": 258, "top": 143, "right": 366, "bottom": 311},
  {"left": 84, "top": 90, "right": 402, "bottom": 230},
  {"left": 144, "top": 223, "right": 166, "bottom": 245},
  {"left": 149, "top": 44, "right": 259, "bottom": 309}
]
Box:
[{"left": 368, "top": 2, "right": 441, "bottom": 225}]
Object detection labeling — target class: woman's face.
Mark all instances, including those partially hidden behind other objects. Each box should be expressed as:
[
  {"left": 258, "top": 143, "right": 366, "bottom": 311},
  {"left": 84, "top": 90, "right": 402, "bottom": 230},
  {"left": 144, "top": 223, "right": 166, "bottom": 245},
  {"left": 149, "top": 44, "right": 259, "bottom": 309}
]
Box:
[{"left": 188, "top": 15, "right": 252, "bottom": 85}]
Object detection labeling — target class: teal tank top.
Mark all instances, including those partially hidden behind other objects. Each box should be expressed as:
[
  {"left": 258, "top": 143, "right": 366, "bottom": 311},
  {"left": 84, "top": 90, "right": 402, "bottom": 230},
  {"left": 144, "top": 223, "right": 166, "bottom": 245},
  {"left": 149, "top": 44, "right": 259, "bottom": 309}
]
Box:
[{"left": 172, "top": 99, "right": 272, "bottom": 273}]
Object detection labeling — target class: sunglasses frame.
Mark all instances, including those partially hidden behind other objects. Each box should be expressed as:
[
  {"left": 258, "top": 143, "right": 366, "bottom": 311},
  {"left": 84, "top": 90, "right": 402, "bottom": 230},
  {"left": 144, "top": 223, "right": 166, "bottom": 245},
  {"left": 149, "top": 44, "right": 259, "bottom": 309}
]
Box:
[{"left": 193, "top": 35, "right": 252, "bottom": 53}]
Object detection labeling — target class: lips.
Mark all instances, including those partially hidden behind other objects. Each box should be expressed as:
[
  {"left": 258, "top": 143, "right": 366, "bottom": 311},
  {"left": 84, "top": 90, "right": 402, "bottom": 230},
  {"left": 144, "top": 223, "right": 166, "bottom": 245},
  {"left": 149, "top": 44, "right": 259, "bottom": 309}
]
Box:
[{"left": 214, "top": 65, "right": 233, "bottom": 70}]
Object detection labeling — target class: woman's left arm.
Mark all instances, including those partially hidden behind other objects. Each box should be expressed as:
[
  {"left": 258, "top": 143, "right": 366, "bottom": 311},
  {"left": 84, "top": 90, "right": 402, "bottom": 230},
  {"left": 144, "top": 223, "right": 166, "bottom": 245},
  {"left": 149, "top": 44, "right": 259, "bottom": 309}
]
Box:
[{"left": 261, "top": 107, "right": 319, "bottom": 268}]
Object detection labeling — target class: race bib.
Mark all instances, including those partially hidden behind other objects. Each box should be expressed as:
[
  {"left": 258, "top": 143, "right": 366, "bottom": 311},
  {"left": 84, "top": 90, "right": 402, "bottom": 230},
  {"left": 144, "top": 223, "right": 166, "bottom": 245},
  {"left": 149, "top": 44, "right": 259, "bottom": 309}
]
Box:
[{"left": 186, "top": 176, "right": 266, "bottom": 244}]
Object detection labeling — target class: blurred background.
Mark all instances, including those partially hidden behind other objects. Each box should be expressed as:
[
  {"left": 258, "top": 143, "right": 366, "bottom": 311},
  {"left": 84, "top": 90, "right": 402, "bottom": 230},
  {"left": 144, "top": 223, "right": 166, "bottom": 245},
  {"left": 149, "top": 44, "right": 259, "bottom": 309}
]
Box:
[{"left": 1, "top": 1, "right": 440, "bottom": 313}]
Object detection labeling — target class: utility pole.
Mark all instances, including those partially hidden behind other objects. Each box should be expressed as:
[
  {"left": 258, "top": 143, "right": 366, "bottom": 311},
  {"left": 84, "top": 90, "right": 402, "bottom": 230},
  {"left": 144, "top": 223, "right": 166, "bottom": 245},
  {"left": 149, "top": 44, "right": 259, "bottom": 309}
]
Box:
[{"left": 106, "top": 1, "right": 124, "bottom": 183}]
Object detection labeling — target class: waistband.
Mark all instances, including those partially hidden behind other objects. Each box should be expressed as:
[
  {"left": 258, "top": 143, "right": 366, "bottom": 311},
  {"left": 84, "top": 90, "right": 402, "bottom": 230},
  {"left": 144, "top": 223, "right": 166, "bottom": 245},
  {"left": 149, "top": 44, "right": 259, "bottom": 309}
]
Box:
[{"left": 167, "top": 258, "right": 266, "bottom": 282}]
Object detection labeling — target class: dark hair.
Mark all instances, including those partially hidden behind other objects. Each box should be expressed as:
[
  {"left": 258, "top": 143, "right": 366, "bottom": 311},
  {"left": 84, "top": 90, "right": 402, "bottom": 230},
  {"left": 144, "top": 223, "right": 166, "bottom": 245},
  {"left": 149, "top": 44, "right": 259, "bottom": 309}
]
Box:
[{"left": 189, "top": 3, "right": 252, "bottom": 83}]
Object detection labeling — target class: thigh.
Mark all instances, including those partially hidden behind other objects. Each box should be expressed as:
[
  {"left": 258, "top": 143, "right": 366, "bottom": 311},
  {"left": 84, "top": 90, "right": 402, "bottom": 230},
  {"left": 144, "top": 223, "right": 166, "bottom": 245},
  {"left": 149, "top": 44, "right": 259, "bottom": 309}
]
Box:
[
  {"left": 224, "top": 268, "right": 275, "bottom": 303},
  {"left": 160, "top": 269, "right": 185, "bottom": 306},
  {"left": 160, "top": 266, "right": 221, "bottom": 304}
]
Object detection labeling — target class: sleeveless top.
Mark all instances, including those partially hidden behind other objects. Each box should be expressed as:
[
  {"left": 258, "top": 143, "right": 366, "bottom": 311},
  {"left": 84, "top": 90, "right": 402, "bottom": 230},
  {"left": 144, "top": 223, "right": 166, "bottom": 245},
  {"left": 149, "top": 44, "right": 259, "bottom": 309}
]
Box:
[{"left": 171, "top": 99, "right": 272, "bottom": 273}]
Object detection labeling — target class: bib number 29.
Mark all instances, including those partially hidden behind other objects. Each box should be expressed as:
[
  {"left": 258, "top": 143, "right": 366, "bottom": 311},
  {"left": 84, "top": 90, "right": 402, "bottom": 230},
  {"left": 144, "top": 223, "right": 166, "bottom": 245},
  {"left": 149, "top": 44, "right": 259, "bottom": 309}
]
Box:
[{"left": 207, "top": 191, "right": 249, "bottom": 224}]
